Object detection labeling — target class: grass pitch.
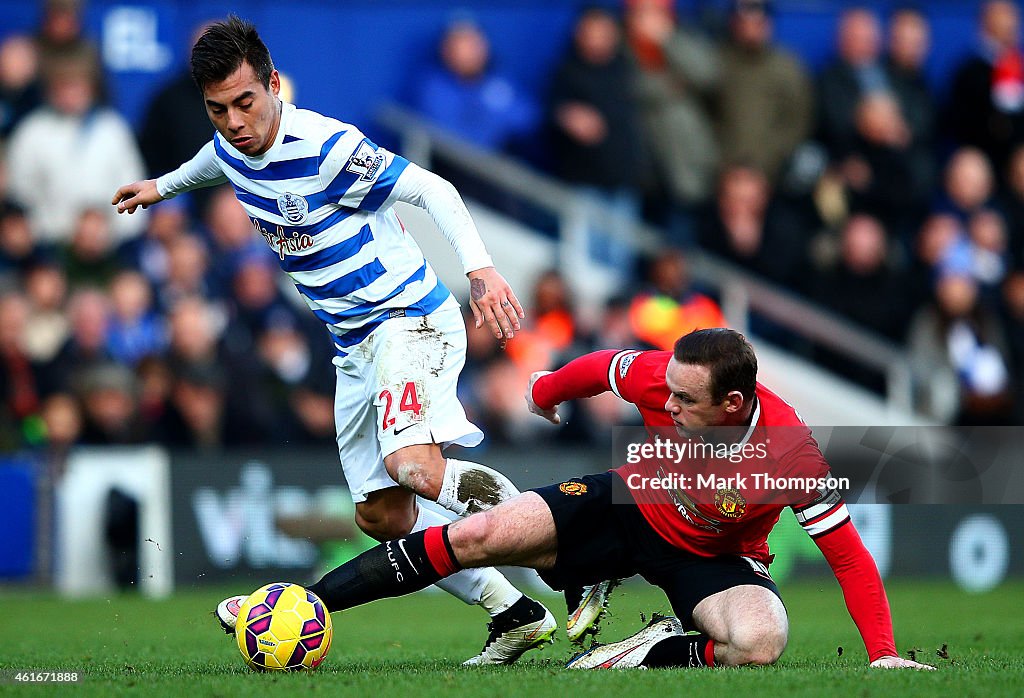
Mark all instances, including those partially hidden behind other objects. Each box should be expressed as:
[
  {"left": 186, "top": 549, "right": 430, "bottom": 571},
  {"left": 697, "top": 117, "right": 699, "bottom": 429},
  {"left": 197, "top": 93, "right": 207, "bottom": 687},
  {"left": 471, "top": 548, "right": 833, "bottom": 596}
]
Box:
[{"left": 1, "top": 579, "right": 1021, "bottom": 696}]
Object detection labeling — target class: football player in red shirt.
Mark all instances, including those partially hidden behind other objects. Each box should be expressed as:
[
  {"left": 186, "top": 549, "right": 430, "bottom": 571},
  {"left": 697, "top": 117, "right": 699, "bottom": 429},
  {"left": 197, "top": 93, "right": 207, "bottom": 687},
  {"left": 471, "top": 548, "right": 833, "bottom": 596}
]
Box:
[{"left": 292, "top": 328, "right": 934, "bottom": 669}]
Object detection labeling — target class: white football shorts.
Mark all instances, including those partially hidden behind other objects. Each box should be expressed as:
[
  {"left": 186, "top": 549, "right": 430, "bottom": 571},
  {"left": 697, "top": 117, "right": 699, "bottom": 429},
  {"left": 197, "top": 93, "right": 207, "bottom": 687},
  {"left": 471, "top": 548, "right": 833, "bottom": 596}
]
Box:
[{"left": 332, "top": 298, "right": 484, "bottom": 503}]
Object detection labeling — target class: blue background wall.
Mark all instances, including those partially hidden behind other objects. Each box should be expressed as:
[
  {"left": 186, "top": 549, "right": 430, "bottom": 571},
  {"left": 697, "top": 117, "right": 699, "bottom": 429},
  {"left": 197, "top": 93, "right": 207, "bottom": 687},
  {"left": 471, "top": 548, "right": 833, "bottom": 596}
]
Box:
[{"left": 0, "top": 0, "right": 989, "bottom": 143}]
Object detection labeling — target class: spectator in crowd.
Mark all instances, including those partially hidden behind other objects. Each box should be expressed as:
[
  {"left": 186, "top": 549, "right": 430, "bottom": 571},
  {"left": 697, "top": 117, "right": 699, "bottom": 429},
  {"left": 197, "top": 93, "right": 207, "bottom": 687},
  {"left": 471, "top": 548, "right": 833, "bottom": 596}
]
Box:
[
  {"left": 840, "top": 92, "right": 931, "bottom": 236},
  {"left": 154, "top": 233, "right": 215, "bottom": 313},
  {"left": 105, "top": 270, "right": 165, "bottom": 365},
  {"left": 1000, "top": 270, "right": 1024, "bottom": 419},
  {"left": 135, "top": 354, "right": 172, "bottom": 434},
  {"left": 998, "top": 143, "right": 1024, "bottom": 267},
  {"left": 203, "top": 186, "right": 268, "bottom": 298},
  {"left": 884, "top": 8, "right": 936, "bottom": 159},
  {"left": 21, "top": 260, "right": 69, "bottom": 364},
  {"left": 0, "top": 292, "right": 40, "bottom": 450},
  {"left": 34, "top": 0, "right": 101, "bottom": 77},
  {"left": 38, "top": 392, "right": 82, "bottom": 455},
  {"left": 6, "top": 46, "right": 147, "bottom": 244},
  {"left": 966, "top": 209, "right": 1011, "bottom": 297},
  {"left": 120, "top": 198, "right": 190, "bottom": 287},
  {"left": 503, "top": 270, "right": 581, "bottom": 373},
  {"left": 909, "top": 270, "right": 1015, "bottom": 424},
  {"left": 908, "top": 213, "right": 963, "bottom": 312},
  {"left": 548, "top": 6, "right": 646, "bottom": 270},
  {"left": 413, "top": 19, "right": 539, "bottom": 153},
  {"left": 940, "top": 146, "right": 996, "bottom": 220},
  {"left": 222, "top": 250, "right": 300, "bottom": 357},
  {"left": 809, "top": 214, "right": 908, "bottom": 341},
  {"left": 625, "top": 0, "right": 720, "bottom": 241},
  {"left": 165, "top": 296, "right": 277, "bottom": 444},
  {"left": 76, "top": 362, "right": 145, "bottom": 445},
  {"left": 716, "top": 0, "right": 814, "bottom": 184},
  {"left": 40, "top": 287, "right": 112, "bottom": 397},
  {"left": 629, "top": 249, "right": 726, "bottom": 350},
  {"left": 0, "top": 34, "right": 42, "bottom": 137},
  {"left": 60, "top": 208, "right": 121, "bottom": 289},
  {"left": 0, "top": 202, "right": 40, "bottom": 281},
  {"left": 698, "top": 162, "right": 807, "bottom": 288},
  {"left": 155, "top": 362, "right": 228, "bottom": 449},
  {"left": 817, "top": 7, "right": 889, "bottom": 159},
  {"left": 947, "top": 0, "right": 1024, "bottom": 172}
]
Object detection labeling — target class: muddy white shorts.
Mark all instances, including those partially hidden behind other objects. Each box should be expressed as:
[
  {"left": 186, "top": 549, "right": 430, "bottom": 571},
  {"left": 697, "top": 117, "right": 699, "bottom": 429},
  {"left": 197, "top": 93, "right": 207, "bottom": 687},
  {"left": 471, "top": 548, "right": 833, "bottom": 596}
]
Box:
[{"left": 332, "top": 298, "right": 484, "bottom": 503}]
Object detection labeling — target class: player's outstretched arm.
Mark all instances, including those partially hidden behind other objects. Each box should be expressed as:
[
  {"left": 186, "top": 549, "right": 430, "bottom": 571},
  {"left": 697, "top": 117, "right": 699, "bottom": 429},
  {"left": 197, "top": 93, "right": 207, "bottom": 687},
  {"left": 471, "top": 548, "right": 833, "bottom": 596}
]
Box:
[
  {"left": 870, "top": 655, "right": 935, "bottom": 670},
  {"left": 111, "top": 179, "right": 162, "bottom": 214},
  {"left": 114, "top": 141, "right": 226, "bottom": 216},
  {"left": 526, "top": 371, "right": 561, "bottom": 424},
  {"left": 526, "top": 349, "right": 626, "bottom": 424},
  {"left": 468, "top": 266, "right": 523, "bottom": 340}
]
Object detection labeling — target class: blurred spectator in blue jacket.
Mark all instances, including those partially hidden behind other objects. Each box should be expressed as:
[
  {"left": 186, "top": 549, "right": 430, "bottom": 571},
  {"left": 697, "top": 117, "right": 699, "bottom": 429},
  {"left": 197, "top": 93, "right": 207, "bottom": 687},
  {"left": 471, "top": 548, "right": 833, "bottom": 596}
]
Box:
[
  {"left": 413, "top": 19, "right": 539, "bottom": 153},
  {"left": 105, "top": 270, "right": 166, "bottom": 366}
]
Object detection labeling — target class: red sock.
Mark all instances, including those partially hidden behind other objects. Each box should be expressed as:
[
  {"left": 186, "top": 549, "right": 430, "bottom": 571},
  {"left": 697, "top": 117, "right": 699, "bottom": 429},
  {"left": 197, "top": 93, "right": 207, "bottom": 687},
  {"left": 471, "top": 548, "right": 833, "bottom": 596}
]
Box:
[{"left": 423, "top": 525, "right": 461, "bottom": 576}]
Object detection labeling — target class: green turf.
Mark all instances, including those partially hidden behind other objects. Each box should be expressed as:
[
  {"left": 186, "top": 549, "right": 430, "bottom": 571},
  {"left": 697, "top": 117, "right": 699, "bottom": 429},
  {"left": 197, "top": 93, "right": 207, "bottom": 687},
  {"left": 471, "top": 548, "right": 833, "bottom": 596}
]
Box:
[{"left": 1, "top": 580, "right": 1021, "bottom": 696}]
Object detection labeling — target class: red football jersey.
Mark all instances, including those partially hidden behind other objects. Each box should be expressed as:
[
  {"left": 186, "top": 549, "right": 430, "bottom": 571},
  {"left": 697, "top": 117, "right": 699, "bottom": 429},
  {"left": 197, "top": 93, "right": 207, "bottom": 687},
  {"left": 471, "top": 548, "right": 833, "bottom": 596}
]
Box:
[{"left": 606, "top": 350, "right": 849, "bottom": 564}]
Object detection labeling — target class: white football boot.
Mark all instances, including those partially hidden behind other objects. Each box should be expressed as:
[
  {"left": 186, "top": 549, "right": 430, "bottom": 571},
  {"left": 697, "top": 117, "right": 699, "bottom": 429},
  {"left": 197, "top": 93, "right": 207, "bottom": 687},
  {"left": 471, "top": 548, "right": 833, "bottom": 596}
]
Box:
[
  {"left": 566, "top": 615, "right": 684, "bottom": 669},
  {"left": 462, "top": 597, "right": 558, "bottom": 665},
  {"left": 566, "top": 580, "right": 619, "bottom": 644},
  {"left": 214, "top": 595, "right": 248, "bottom": 634}
]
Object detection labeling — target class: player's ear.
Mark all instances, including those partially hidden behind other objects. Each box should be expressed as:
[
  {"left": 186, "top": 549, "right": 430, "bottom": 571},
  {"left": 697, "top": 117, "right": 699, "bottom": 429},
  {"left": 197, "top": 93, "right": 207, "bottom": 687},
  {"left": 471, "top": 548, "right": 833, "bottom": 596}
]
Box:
[
  {"left": 723, "top": 390, "right": 745, "bottom": 413},
  {"left": 269, "top": 70, "right": 281, "bottom": 96}
]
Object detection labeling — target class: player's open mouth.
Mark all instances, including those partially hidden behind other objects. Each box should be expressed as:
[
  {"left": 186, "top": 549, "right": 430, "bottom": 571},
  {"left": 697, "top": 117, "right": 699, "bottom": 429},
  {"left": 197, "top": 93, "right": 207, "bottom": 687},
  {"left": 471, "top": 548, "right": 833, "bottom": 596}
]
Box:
[{"left": 233, "top": 136, "right": 253, "bottom": 147}]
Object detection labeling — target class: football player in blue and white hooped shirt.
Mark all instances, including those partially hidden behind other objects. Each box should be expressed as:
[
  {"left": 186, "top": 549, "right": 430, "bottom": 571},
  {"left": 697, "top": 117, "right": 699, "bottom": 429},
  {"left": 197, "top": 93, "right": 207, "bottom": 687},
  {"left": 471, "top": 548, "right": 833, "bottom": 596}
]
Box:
[{"left": 112, "top": 16, "right": 558, "bottom": 665}]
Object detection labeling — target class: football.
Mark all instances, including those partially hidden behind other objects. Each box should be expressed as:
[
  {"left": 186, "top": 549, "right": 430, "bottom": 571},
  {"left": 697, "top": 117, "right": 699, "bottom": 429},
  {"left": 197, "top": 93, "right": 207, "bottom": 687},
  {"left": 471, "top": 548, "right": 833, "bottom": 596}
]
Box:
[{"left": 235, "top": 582, "right": 333, "bottom": 671}]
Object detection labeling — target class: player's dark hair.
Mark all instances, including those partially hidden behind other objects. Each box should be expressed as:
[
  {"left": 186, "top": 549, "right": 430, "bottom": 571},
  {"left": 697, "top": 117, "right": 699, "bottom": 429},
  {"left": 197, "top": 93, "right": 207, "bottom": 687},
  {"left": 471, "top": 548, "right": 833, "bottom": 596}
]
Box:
[
  {"left": 673, "top": 328, "right": 757, "bottom": 403},
  {"left": 190, "top": 15, "right": 274, "bottom": 92}
]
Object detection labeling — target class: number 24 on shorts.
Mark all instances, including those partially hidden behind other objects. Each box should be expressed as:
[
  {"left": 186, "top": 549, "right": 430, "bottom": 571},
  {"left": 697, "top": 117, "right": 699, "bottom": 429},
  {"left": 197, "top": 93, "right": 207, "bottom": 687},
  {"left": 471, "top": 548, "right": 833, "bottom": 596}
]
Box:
[{"left": 378, "top": 381, "right": 424, "bottom": 432}]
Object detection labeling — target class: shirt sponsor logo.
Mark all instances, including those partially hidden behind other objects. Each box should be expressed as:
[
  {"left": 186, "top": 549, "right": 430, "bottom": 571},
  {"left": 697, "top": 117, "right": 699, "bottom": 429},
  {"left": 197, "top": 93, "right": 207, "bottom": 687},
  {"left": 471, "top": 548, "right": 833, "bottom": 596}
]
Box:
[
  {"left": 252, "top": 218, "right": 314, "bottom": 260},
  {"left": 277, "top": 192, "right": 309, "bottom": 225}
]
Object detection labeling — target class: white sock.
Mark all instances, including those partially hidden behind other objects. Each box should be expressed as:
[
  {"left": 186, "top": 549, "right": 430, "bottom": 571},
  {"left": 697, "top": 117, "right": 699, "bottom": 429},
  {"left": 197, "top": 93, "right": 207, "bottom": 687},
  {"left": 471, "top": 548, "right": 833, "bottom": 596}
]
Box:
[
  {"left": 412, "top": 503, "right": 522, "bottom": 617},
  {"left": 436, "top": 458, "right": 521, "bottom": 517}
]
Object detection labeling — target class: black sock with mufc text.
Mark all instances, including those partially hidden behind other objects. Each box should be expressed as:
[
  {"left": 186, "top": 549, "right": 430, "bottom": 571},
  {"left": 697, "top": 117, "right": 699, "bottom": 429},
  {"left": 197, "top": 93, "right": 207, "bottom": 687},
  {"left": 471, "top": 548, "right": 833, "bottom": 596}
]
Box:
[
  {"left": 307, "top": 525, "right": 461, "bottom": 612},
  {"left": 642, "top": 634, "right": 716, "bottom": 668}
]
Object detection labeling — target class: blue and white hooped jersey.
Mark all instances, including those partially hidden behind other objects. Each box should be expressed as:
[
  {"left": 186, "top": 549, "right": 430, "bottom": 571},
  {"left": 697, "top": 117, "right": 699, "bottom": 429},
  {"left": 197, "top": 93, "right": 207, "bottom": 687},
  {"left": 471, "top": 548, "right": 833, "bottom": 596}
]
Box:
[{"left": 211, "top": 102, "right": 452, "bottom": 357}]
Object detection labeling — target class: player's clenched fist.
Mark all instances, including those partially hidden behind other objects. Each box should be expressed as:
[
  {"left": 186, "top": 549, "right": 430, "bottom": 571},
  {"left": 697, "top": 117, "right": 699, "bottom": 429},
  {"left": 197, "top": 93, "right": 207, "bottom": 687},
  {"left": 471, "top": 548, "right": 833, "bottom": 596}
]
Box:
[
  {"left": 525, "top": 371, "right": 560, "bottom": 424},
  {"left": 112, "top": 178, "right": 163, "bottom": 214}
]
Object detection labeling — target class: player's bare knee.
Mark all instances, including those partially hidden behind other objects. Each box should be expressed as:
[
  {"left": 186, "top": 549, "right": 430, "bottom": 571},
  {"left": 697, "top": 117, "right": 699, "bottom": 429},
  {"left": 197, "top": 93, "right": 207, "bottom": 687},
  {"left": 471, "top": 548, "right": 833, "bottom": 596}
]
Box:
[
  {"left": 354, "top": 499, "right": 416, "bottom": 542},
  {"left": 384, "top": 449, "right": 445, "bottom": 500},
  {"left": 728, "top": 625, "right": 787, "bottom": 666},
  {"left": 448, "top": 511, "right": 498, "bottom": 565}
]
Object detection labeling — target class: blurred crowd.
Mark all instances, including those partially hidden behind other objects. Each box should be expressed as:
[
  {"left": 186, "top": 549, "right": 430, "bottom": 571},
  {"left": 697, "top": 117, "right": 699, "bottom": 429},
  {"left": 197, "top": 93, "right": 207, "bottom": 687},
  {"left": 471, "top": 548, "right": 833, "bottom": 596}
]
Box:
[{"left": 3, "top": 0, "right": 1024, "bottom": 459}]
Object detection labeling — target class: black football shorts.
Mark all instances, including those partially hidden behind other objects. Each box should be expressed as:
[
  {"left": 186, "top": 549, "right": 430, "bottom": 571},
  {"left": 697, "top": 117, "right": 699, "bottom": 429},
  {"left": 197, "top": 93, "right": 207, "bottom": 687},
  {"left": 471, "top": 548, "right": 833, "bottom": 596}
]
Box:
[{"left": 531, "top": 471, "right": 781, "bottom": 628}]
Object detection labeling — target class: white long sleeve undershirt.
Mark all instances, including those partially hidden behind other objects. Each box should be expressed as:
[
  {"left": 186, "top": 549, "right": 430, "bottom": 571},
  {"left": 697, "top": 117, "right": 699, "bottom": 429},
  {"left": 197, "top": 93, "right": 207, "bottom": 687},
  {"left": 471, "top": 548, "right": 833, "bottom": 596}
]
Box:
[
  {"left": 156, "top": 141, "right": 225, "bottom": 198},
  {"left": 390, "top": 162, "right": 492, "bottom": 274}
]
